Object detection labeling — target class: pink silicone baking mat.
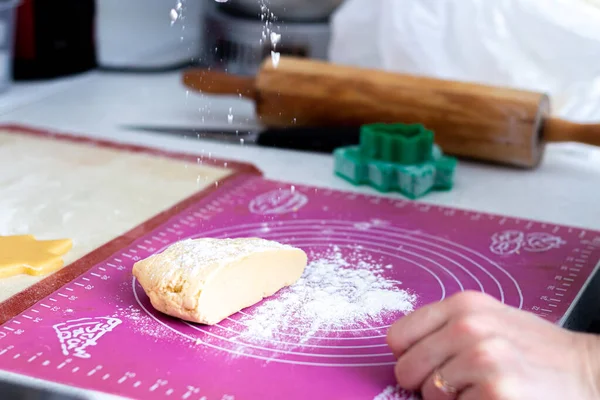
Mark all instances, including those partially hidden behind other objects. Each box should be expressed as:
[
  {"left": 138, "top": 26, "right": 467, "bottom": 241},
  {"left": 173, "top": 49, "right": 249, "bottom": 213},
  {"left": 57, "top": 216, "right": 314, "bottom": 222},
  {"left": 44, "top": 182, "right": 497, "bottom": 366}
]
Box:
[{"left": 0, "top": 174, "right": 599, "bottom": 400}]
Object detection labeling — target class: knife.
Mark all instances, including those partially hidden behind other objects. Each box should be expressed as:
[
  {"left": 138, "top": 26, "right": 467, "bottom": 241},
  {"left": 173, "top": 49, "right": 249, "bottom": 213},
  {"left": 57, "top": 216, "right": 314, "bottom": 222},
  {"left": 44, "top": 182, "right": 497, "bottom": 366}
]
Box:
[{"left": 121, "top": 125, "right": 362, "bottom": 153}]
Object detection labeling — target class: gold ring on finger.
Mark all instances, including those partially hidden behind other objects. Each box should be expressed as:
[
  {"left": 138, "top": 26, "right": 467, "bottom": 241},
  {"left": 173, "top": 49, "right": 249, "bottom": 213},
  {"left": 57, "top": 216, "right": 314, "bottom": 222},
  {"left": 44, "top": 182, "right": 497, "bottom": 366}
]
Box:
[{"left": 433, "top": 368, "right": 457, "bottom": 396}]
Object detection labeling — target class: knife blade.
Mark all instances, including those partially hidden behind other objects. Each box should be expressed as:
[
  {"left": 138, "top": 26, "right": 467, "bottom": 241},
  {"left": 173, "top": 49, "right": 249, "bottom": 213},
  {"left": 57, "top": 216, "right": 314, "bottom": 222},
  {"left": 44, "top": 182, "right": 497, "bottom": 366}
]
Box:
[{"left": 121, "top": 125, "right": 362, "bottom": 153}]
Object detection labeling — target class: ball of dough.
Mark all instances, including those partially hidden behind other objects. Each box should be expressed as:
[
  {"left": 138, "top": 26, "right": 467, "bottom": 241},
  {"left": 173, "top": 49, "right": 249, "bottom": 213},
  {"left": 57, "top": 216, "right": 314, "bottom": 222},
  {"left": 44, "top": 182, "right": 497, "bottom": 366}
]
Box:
[{"left": 132, "top": 237, "right": 307, "bottom": 325}]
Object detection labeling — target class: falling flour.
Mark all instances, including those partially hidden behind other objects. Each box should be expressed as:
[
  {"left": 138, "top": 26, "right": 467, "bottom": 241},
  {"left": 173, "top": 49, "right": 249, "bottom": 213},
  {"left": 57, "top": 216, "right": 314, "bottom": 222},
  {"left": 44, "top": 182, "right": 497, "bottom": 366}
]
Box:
[
  {"left": 257, "top": 0, "right": 281, "bottom": 68},
  {"left": 233, "top": 245, "right": 417, "bottom": 344}
]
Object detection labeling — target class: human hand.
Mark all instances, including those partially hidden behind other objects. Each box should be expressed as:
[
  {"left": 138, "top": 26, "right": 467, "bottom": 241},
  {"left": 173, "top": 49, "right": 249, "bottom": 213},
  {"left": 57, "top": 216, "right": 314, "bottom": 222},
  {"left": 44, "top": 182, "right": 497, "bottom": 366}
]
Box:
[{"left": 386, "top": 291, "right": 600, "bottom": 400}]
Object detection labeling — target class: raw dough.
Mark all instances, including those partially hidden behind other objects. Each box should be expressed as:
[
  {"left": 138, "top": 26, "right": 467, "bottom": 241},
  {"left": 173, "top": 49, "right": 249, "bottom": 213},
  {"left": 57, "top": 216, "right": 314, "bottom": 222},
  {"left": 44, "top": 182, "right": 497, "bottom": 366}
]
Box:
[
  {"left": 0, "top": 235, "right": 73, "bottom": 279},
  {"left": 132, "top": 237, "right": 307, "bottom": 325}
]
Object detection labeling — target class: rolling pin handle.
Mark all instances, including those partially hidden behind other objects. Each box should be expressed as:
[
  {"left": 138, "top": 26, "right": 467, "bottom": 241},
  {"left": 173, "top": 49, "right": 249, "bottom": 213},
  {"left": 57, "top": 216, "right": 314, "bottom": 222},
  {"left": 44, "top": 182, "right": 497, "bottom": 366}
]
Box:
[{"left": 543, "top": 117, "right": 600, "bottom": 147}]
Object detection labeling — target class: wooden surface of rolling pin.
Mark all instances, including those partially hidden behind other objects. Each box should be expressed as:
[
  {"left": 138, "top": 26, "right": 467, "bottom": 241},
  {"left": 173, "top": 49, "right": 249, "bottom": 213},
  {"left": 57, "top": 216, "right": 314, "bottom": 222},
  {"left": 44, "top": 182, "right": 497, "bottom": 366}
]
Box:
[{"left": 183, "top": 57, "right": 600, "bottom": 168}]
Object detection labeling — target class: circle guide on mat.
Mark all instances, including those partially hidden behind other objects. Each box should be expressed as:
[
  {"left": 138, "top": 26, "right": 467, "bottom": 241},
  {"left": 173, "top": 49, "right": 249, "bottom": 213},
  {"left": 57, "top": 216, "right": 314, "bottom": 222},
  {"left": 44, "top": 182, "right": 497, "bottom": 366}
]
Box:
[{"left": 0, "top": 175, "right": 598, "bottom": 400}]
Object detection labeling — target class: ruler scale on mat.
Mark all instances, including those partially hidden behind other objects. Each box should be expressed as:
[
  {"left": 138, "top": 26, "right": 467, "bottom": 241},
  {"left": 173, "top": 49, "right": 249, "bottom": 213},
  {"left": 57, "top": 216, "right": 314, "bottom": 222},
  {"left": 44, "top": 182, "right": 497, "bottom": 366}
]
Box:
[{"left": 1, "top": 175, "right": 600, "bottom": 400}]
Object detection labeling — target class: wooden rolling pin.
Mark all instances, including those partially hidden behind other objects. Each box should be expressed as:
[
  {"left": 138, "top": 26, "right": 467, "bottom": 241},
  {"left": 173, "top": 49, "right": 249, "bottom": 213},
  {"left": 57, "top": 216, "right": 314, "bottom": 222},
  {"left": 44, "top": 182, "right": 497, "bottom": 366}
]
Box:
[{"left": 182, "top": 57, "right": 600, "bottom": 168}]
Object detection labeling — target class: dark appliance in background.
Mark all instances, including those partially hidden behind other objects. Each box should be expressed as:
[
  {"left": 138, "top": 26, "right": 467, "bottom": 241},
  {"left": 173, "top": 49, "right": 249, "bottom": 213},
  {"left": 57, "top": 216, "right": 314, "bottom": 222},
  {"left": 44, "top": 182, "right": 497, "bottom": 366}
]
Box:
[
  {"left": 12, "top": 0, "right": 96, "bottom": 80},
  {"left": 202, "top": 0, "right": 342, "bottom": 76}
]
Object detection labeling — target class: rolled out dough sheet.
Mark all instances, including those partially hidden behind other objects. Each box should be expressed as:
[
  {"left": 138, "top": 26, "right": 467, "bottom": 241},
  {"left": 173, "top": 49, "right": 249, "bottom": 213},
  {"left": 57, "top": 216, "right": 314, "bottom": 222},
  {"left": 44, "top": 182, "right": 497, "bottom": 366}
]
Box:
[{"left": 0, "top": 127, "right": 233, "bottom": 302}]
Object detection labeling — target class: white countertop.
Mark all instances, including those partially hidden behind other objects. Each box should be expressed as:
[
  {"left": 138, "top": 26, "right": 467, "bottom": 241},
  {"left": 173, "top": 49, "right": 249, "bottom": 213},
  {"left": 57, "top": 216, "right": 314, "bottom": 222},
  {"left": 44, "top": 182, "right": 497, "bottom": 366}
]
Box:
[
  {"left": 1, "top": 69, "right": 599, "bottom": 230},
  {"left": 0, "top": 65, "right": 599, "bottom": 399}
]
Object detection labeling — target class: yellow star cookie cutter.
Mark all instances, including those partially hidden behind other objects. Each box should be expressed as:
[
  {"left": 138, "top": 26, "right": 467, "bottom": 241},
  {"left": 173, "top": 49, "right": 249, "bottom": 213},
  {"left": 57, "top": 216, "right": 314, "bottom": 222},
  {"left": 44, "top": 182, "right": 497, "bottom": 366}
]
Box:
[{"left": 0, "top": 235, "right": 73, "bottom": 279}]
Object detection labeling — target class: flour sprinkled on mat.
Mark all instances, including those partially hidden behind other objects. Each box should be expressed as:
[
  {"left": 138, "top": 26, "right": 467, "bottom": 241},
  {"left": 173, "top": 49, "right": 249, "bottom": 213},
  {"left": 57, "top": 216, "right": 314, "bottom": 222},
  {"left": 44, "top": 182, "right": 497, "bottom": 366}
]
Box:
[
  {"left": 373, "top": 385, "right": 420, "bottom": 400},
  {"left": 233, "top": 245, "right": 417, "bottom": 344},
  {"left": 112, "top": 304, "right": 182, "bottom": 342}
]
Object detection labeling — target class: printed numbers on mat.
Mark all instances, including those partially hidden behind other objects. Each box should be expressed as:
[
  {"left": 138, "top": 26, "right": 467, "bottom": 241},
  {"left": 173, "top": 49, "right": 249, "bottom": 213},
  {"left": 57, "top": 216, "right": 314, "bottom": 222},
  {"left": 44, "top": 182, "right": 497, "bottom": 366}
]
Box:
[{"left": 0, "top": 344, "right": 236, "bottom": 400}]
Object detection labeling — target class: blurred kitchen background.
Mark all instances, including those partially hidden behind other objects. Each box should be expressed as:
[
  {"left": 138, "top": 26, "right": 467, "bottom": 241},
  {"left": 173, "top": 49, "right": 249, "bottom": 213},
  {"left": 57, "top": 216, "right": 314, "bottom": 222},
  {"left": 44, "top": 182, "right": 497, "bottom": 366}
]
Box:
[
  {"left": 1, "top": 0, "right": 600, "bottom": 122},
  {"left": 2, "top": 0, "right": 342, "bottom": 82}
]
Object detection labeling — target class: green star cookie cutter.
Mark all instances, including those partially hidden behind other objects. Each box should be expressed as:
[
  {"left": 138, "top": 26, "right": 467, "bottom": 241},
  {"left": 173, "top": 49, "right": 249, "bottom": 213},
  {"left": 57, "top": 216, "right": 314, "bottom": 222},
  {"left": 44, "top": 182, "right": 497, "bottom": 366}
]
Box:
[{"left": 334, "top": 123, "right": 457, "bottom": 199}]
